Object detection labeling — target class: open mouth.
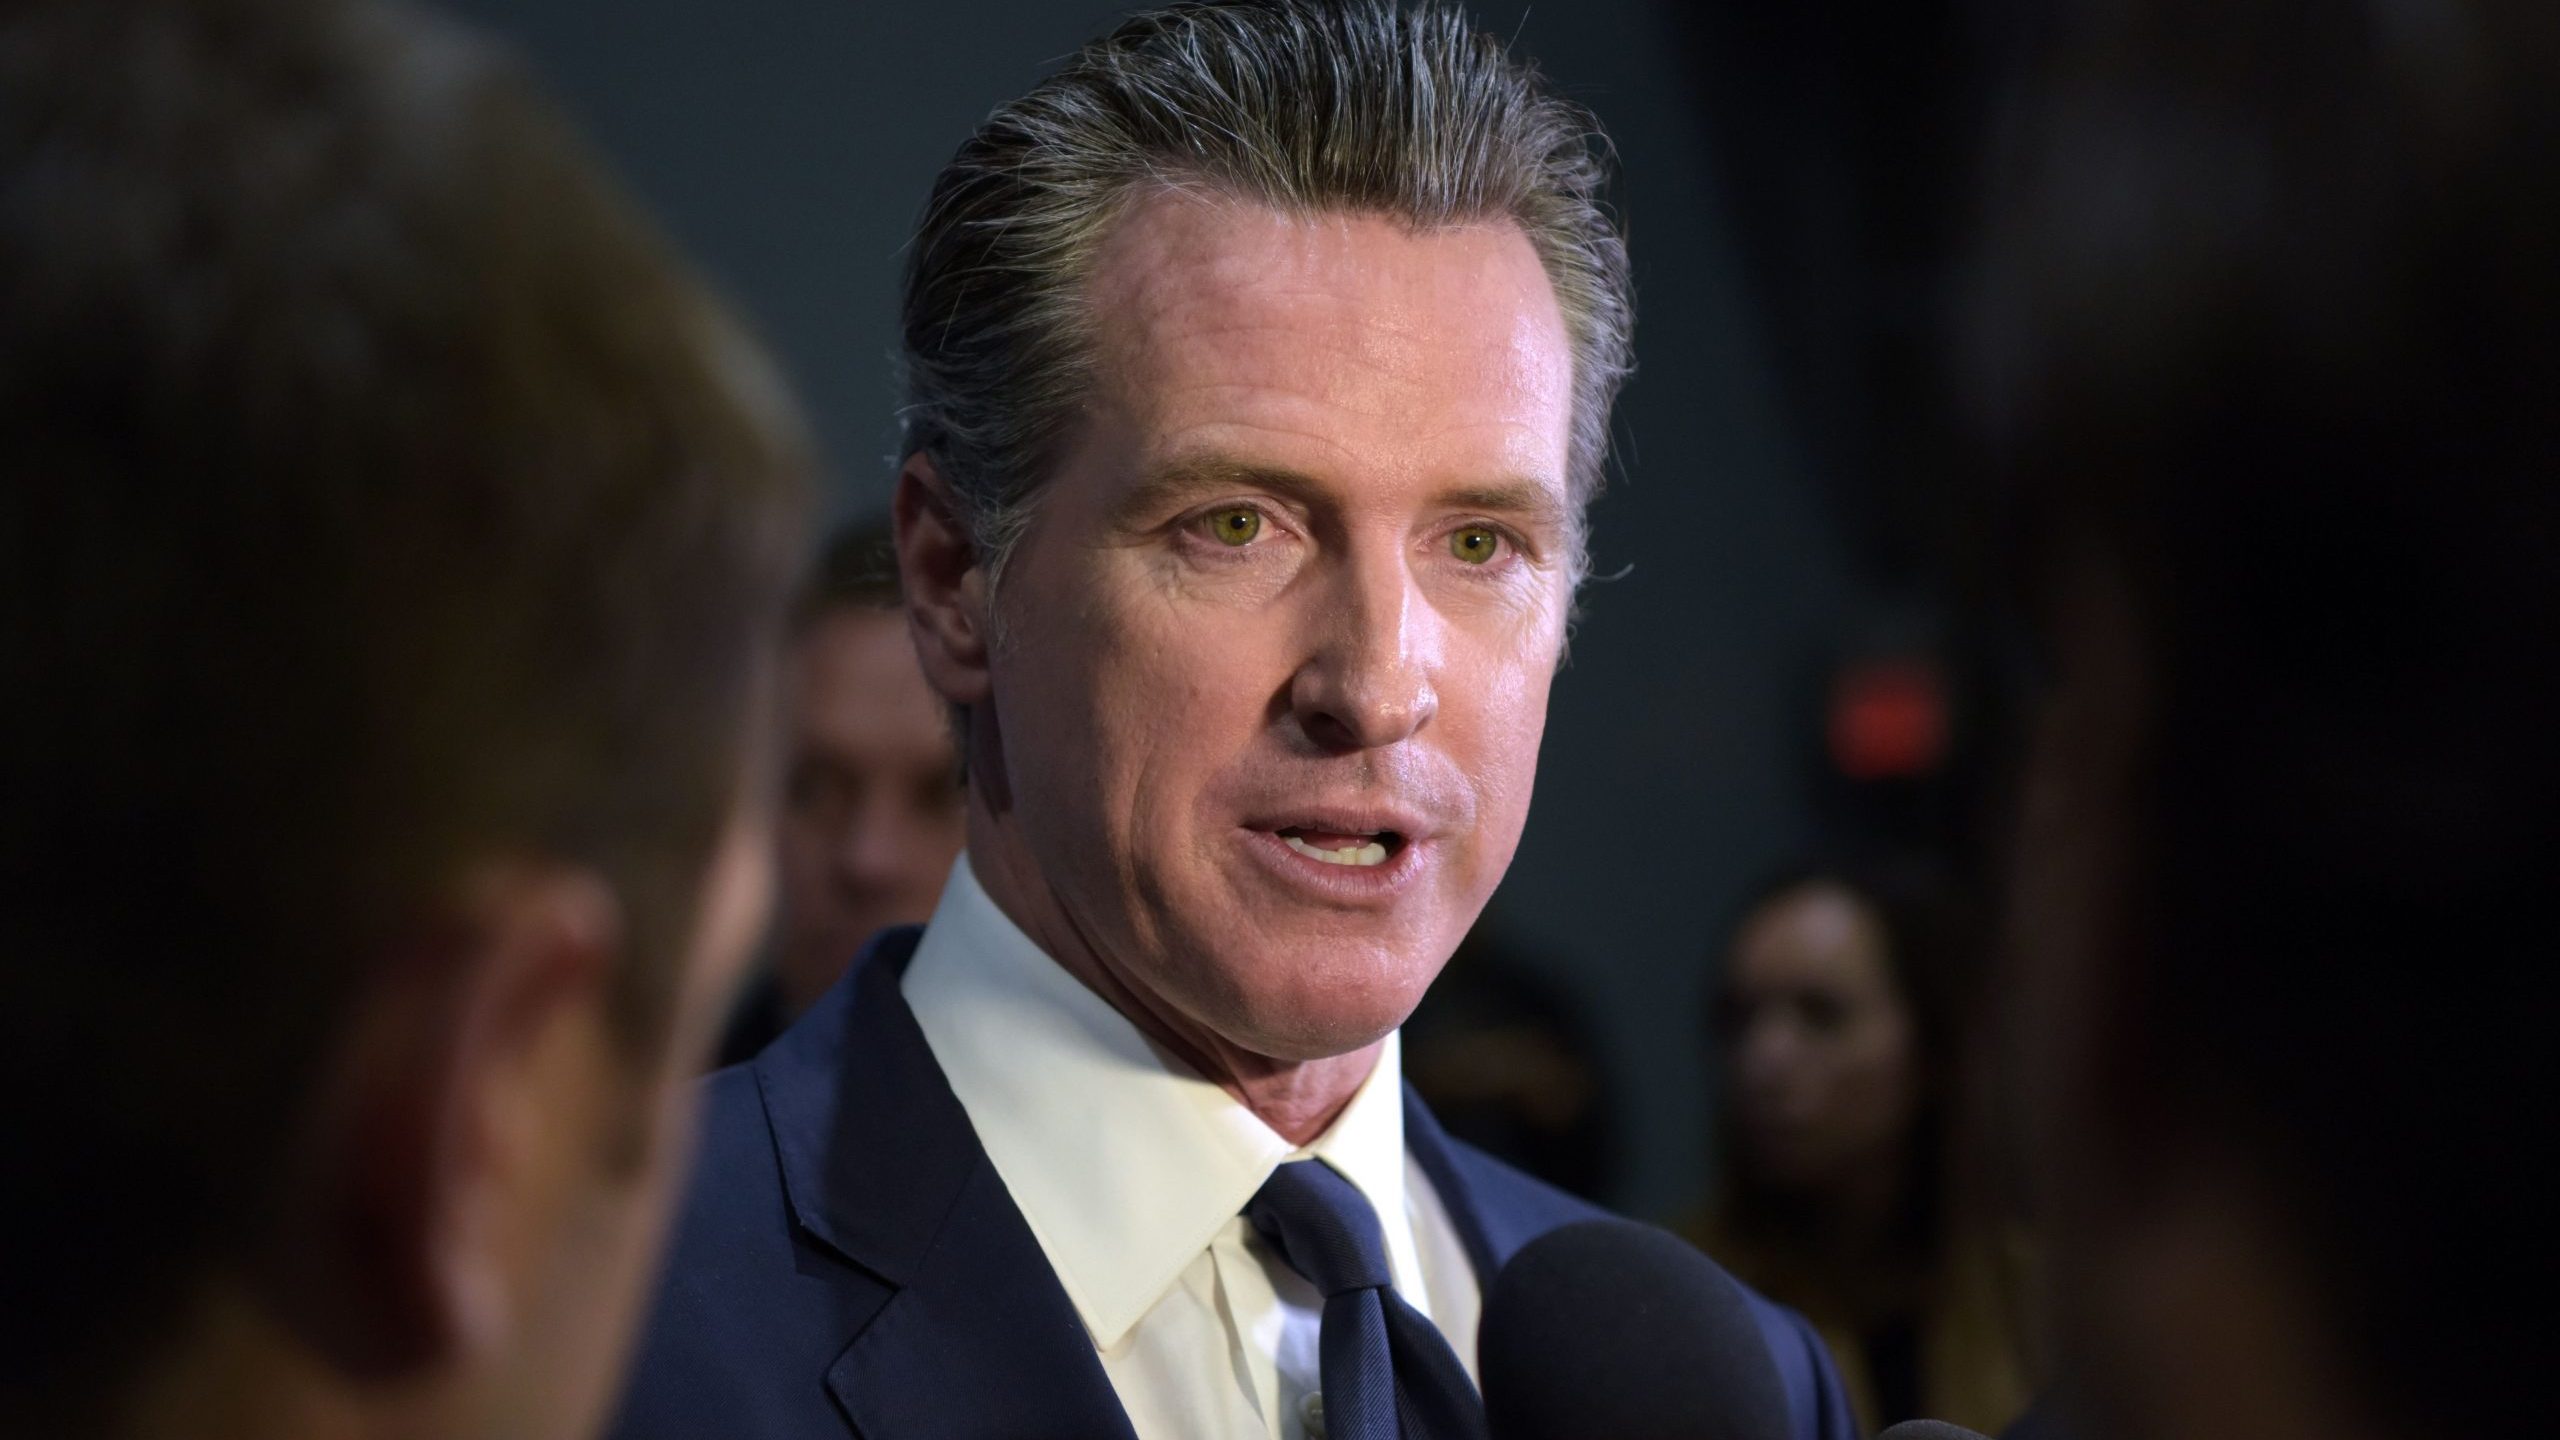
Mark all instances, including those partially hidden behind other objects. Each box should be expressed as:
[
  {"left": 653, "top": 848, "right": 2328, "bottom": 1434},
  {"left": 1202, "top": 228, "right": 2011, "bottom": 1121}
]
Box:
[{"left": 1274, "top": 825, "right": 1407, "bottom": 869}]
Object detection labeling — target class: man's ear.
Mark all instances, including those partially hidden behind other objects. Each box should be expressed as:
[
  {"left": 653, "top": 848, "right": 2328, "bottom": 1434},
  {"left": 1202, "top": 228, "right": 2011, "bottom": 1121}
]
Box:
[
  {"left": 893, "top": 453, "right": 994, "bottom": 710},
  {"left": 269, "top": 864, "right": 621, "bottom": 1382}
]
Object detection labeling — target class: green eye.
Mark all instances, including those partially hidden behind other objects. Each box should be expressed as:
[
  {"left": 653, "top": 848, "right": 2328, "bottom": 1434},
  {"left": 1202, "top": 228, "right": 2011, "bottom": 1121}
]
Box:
[
  {"left": 1206, "top": 507, "right": 1262, "bottom": 546},
  {"left": 1450, "top": 526, "right": 1502, "bottom": 564}
]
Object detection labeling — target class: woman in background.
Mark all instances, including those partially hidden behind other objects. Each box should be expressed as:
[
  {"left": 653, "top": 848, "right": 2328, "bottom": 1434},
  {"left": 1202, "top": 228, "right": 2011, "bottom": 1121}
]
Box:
[{"left": 1693, "top": 863, "right": 2033, "bottom": 1435}]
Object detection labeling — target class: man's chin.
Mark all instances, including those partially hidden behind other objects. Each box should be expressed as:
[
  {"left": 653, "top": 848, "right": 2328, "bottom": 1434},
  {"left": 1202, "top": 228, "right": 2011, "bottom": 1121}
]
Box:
[
  {"left": 1194, "top": 961, "right": 1439, "bottom": 1065},
  {"left": 1219, "top": 1012, "right": 1405, "bottom": 1066}
]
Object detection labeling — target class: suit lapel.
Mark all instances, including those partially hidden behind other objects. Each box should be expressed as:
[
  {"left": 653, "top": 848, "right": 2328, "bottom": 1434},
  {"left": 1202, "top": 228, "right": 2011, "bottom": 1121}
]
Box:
[{"left": 754, "top": 929, "right": 1138, "bottom": 1440}]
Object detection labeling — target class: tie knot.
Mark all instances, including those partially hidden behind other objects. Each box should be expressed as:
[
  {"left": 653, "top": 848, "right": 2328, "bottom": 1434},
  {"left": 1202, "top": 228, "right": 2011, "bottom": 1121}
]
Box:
[{"left": 1245, "top": 1160, "right": 1394, "bottom": 1298}]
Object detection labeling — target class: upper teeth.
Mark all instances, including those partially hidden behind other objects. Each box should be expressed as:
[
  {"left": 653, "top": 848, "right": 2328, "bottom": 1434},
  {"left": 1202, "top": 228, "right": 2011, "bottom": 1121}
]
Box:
[{"left": 1283, "top": 834, "right": 1389, "bottom": 867}]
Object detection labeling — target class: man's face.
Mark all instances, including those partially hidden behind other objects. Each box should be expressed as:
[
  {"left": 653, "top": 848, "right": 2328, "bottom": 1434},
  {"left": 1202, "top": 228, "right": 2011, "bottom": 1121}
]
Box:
[
  {"left": 776, "top": 608, "right": 963, "bottom": 1012},
  {"left": 979, "top": 193, "right": 1577, "bottom": 1062}
]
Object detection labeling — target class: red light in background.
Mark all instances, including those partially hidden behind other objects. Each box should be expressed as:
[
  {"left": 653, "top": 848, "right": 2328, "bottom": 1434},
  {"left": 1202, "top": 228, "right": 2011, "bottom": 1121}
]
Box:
[{"left": 1828, "top": 657, "right": 1950, "bottom": 780}]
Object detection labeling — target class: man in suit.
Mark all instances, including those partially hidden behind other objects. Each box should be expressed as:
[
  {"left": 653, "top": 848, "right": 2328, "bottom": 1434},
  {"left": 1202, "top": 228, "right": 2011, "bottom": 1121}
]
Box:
[
  {"left": 612, "top": 3, "right": 1856, "bottom": 1438},
  {"left": 0, "top": 1, "right": 810, "bottom": 1436}
]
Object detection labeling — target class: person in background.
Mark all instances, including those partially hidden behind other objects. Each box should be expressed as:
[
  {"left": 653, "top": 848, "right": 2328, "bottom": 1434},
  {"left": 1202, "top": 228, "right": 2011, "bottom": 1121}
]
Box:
[
  {"left": 0, "top": 1, "right": 810, "bottom": 1437},
  {"left": 1978, "top": 2, "right": 2557, "bottom": 1437},
  {"left": 1695, "top": 863, "right": 2032, "bottom": 1434},
  {"left": 718, "top": 518, "right": 963, "bottom": 1065}
]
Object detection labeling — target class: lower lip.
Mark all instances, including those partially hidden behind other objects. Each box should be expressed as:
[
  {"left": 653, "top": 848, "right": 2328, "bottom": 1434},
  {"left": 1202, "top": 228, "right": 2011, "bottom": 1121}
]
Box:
[{"left": 1238, "top": 828, "right": 1432, "bottom": 905}]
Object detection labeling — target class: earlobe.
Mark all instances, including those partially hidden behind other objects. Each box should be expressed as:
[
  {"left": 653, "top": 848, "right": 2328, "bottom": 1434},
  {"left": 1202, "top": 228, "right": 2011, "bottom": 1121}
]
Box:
[{"left": 892, "top": 454, "right": 995, "bottom": 708}]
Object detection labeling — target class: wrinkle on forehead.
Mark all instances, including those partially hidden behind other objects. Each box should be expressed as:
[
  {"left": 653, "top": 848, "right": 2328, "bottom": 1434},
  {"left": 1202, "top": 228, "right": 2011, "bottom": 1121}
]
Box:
[{"left": 1082, "top": 187, "right": 1575, "bottom": 460}]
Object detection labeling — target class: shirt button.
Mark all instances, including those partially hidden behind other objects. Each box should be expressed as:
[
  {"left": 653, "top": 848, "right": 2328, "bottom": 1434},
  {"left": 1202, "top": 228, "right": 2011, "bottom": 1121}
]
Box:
[{"left": 1300, "top": 1390, "right": 1327, "bottom": 1438}]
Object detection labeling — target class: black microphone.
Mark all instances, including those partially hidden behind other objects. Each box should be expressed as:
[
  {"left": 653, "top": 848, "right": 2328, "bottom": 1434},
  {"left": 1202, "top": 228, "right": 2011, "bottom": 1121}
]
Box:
[
  {"left": 1479, "top": 1219, "right": 1791, "bottom": 1440},
  {"left": 1875, "top": 1423, "right": 1994, "bottom": 1440}
]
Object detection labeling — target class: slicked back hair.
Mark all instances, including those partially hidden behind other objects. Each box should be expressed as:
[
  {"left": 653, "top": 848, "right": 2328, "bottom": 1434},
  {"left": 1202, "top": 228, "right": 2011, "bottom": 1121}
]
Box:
[{"left": 899, "top": 0, "right": 1632, "bottom": 590}]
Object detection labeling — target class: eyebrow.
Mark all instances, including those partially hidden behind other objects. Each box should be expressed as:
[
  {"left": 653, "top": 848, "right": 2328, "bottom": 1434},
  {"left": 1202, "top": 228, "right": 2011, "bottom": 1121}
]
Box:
[
  {"left": 1115, "top": 457, "right": 1329, "bottom": 521},
  {"left": 1119, "top": 455, "right": 1574, "bottom": 535},
  {"left": 1433, "top": 480, "right": 1574, "bottom": 535}
]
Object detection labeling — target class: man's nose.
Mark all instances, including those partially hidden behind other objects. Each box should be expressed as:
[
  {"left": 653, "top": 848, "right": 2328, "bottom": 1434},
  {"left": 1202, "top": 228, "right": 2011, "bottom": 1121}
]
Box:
[{"left": 1287, "top": 544, "right": 1439, "bottom": 752}]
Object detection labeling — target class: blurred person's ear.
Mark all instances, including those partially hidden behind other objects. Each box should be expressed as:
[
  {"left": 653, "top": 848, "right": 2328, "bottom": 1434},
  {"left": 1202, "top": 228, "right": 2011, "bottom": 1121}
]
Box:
[
  {"left": 893, "top": 454, "right": 995, "bottom": 712},
  {"left": 265, "top": 862, "right": 628, "bottom": 1379}
]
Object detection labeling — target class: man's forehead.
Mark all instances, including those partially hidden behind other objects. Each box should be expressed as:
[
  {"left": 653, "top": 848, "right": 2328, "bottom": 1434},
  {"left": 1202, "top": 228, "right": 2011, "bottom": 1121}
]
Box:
[{"left": 1079, "top": 188, "right": 1577, "bottom": 496}]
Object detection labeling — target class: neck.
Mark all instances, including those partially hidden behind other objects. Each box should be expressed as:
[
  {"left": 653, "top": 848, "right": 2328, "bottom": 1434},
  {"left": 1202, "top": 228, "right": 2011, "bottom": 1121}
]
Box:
[
  {"left": 963, "top": 809, "right": 1378, "bottom": 1147},
  {"left": 1072, "top": 948, "right": 1381, "bottom": 1145}
]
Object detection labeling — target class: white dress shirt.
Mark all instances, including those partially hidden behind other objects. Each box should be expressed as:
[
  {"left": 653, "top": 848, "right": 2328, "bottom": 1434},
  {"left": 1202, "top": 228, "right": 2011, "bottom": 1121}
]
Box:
[{"left": 903, "top": 855, "right": 1482, "bottom": 1440}]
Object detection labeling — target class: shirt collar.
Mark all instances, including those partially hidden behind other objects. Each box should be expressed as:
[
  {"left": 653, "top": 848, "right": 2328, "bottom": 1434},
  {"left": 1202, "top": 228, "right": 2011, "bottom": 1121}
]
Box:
[{"left": 901, "top": 853, "right": 1417, "bottom": 1349}]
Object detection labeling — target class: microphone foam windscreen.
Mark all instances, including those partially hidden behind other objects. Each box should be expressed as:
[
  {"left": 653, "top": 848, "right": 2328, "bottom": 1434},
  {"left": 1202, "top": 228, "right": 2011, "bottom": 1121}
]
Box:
[
  {"left": 1874, "top": 1423, "right": 1995, "bottom": 1440},
  {"left": 1479, "top": 1219, "right": 1792, "bottom": 1440}
]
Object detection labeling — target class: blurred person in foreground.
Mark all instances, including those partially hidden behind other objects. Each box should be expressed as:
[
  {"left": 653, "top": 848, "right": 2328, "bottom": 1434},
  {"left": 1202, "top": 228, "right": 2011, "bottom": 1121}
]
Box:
[
  {"left": 1697, "top": 864, "right": 2032, "bottom": 1434},
  {"left": 611, "top": 3, "right": 1856, "bottom": 1438},
  {"left": 718, "top": 517, "right": 963, "bottom": 1066},
  {"left": 0, "top": 2, "right": 810, "bottom": 1437},
  {"left": 1976, "top": 2, "right": 2560, "bottom": 1437}
]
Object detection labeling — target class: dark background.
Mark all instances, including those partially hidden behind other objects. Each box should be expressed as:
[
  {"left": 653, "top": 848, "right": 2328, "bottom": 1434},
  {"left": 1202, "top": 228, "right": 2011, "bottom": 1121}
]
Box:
[{"left": 447, "top": 0, "right": 1989, "bottom": 1220}]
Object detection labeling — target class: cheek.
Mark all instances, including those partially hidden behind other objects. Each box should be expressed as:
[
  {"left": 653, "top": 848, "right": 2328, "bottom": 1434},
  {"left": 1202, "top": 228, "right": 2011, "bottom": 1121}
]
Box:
[
  {"left": 1448, "top": 648, "right": 1559, "bottom": 843},
  {"left": 1872, "top": 1013, "right": 1922, "bottom": 1087},
  {"left": 1836, "top": 1022, "right": 1922, "bottom": 1125},
  {"left": 776, "top": 819, "right": 827, "bottom": 876},
  {"left": 917, "top": 800, "right": 968, "bottom": 853},
  {"left": 1001, "top": 590, "right": 1277, "bottom": 840}
]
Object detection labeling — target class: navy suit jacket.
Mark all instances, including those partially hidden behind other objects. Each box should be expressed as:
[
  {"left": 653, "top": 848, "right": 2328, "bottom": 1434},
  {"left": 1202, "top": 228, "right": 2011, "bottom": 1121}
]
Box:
[{"left": 609, "top": 929, "right": 1857, "bottom": 1440}]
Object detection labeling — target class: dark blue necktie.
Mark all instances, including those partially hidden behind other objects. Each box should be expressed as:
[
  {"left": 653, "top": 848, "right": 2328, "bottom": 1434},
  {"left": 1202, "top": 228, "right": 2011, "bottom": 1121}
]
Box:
[{"left": 1244, "top": 1160, "right": 1489, "bottom": 1440}]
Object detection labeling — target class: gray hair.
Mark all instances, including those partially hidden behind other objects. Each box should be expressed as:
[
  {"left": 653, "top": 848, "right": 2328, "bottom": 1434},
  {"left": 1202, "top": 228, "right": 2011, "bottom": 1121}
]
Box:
[{"left": 898, "top": 0, "right": 1634, "bottom": 591}]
